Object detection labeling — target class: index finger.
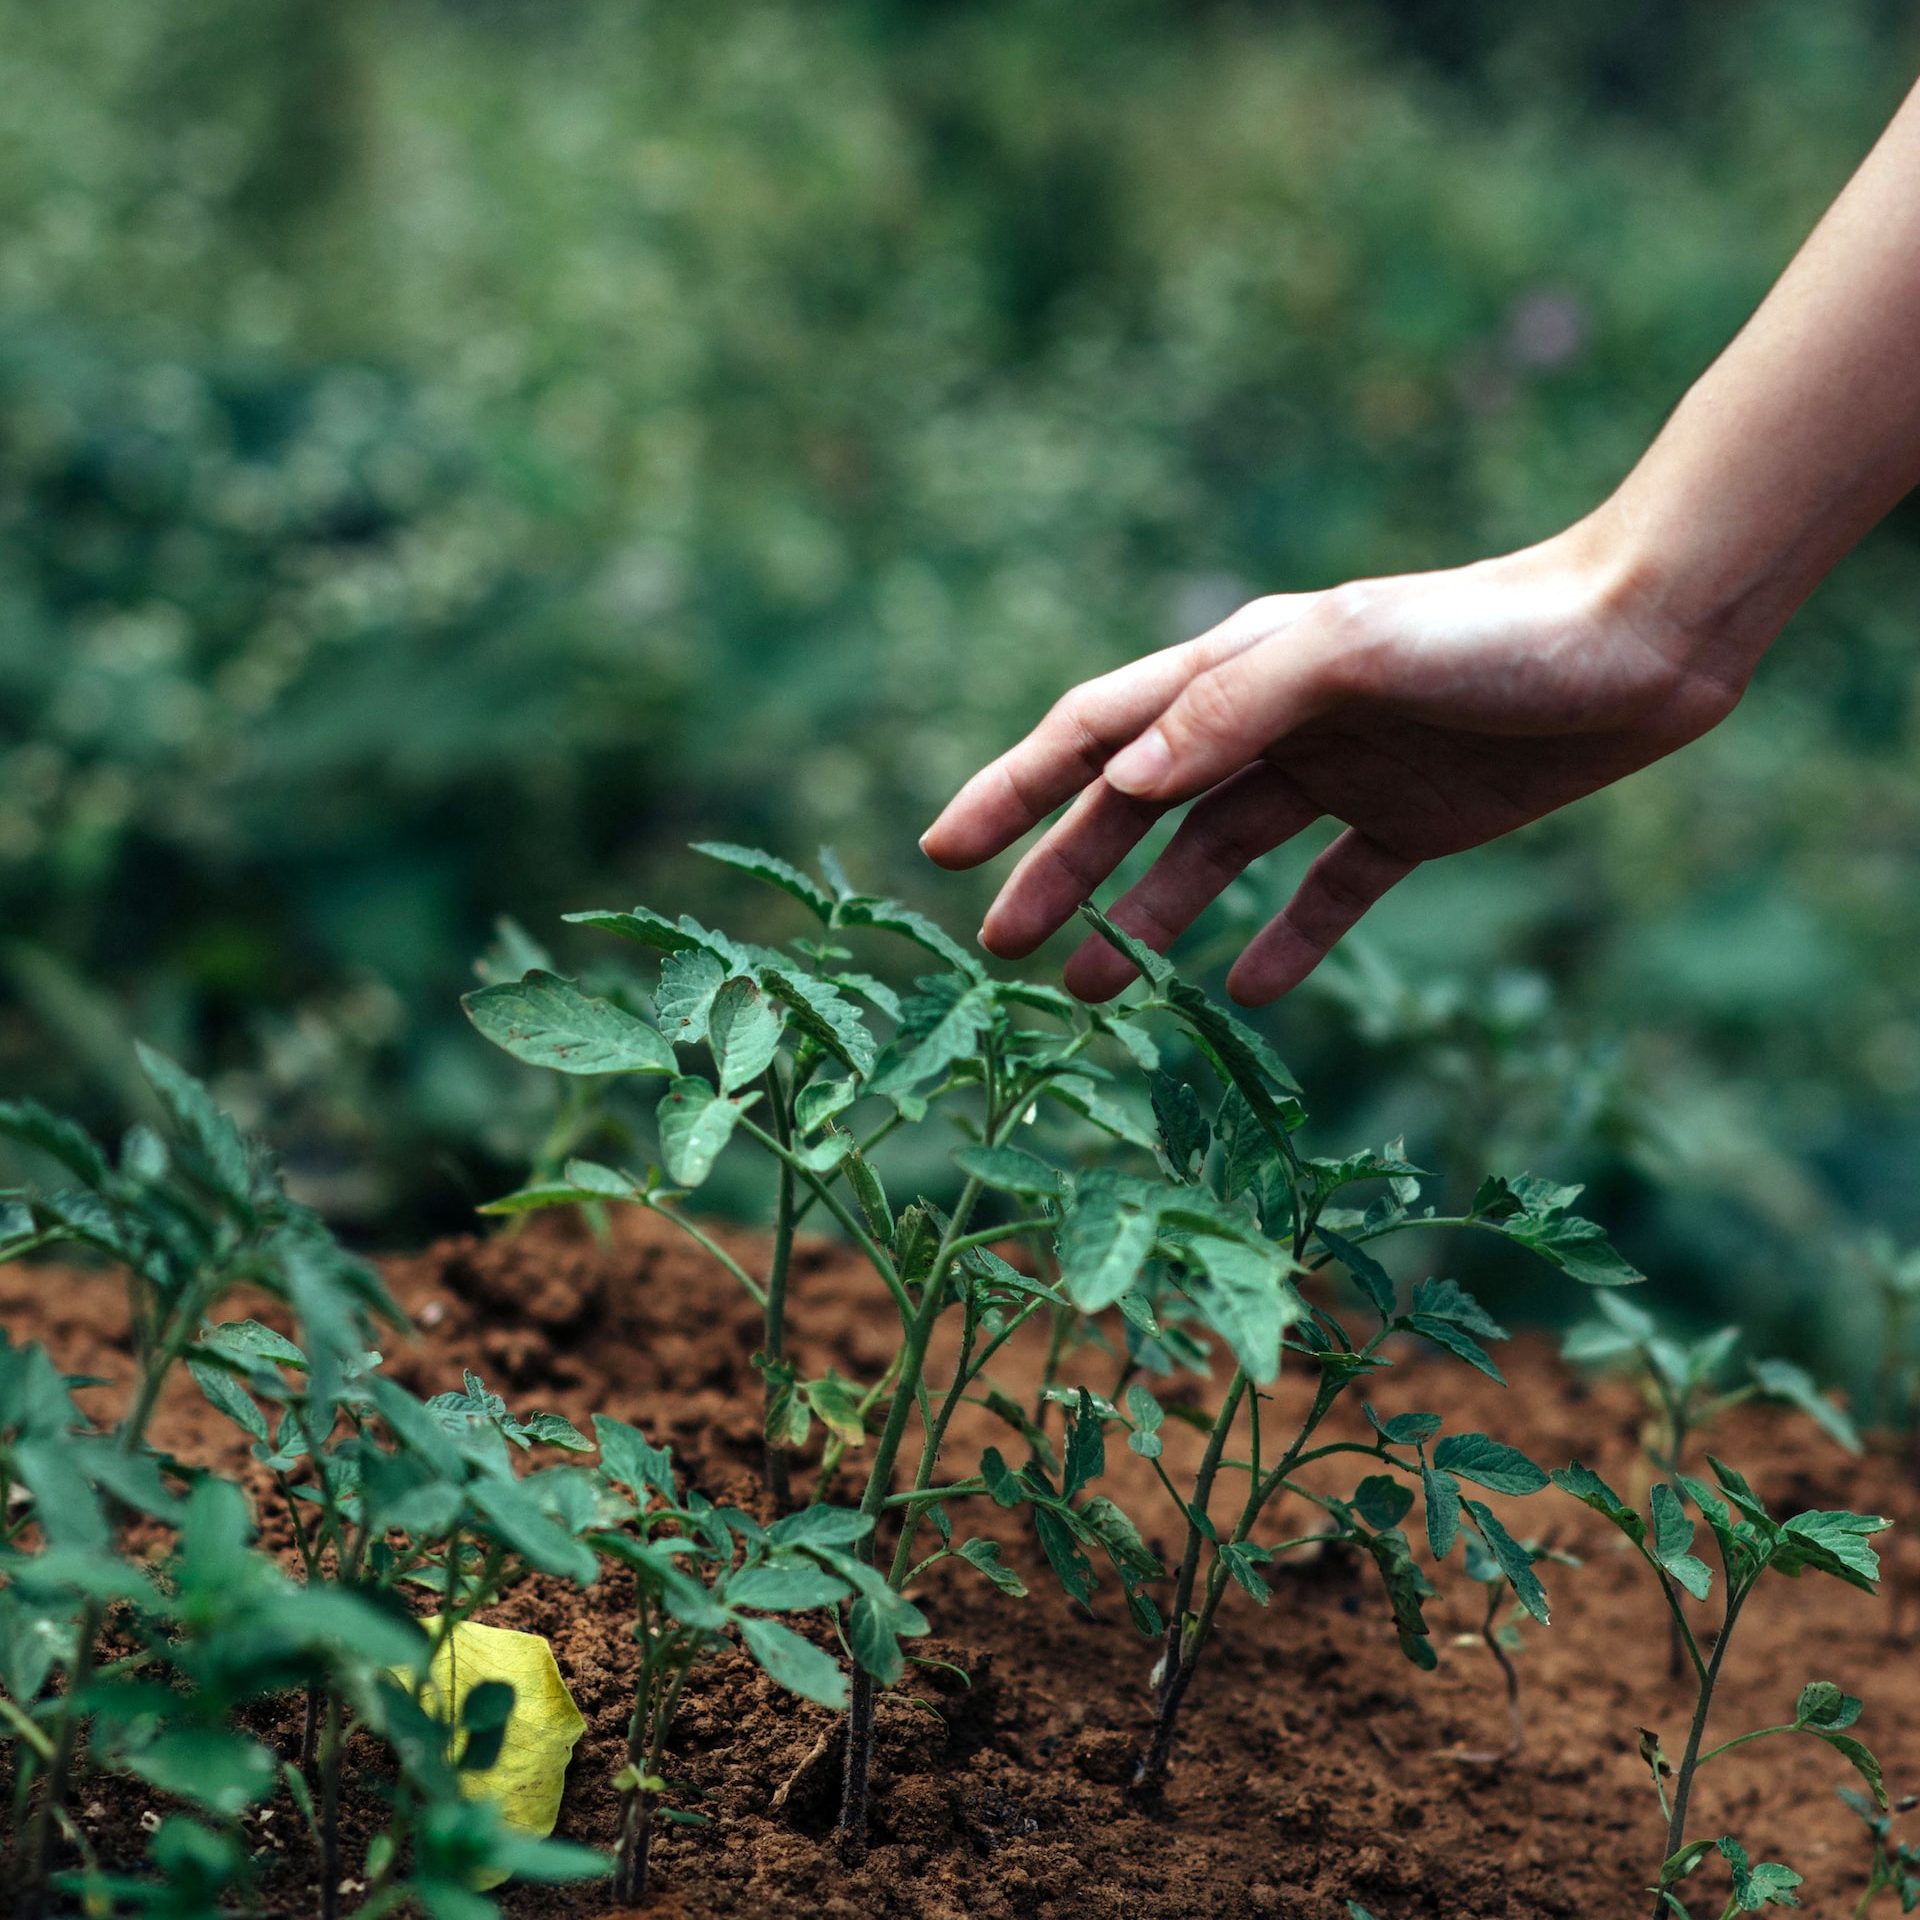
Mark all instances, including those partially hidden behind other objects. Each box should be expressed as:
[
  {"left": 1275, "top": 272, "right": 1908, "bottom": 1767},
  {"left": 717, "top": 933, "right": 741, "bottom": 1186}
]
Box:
[
  {"left": 920, "top": 595, "right": 1311, "bottom": 870},
  {"left": 919, "top": 643, "right": 1204, "bottom": 871}
]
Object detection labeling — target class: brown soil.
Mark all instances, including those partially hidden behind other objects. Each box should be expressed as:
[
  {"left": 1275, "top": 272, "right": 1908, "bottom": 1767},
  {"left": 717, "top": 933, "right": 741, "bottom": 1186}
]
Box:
[{"left": 6, "top": 1211, "right": 1920, "bottom": 1919}]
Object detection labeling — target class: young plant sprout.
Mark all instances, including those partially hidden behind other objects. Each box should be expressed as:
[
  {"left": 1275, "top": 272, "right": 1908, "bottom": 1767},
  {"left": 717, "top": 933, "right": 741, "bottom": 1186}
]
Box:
[
  {"left": 1562, "top": 1290, "right": 1862, "bottom": 1676},
  {"left": 0, "top": 1054, "right": 608, "bottom": 1918},
  {"left": 468, "top": 857, "right": 1649, "bottom": 1836},
  {"left": 1841, "top": 1785, "right": 1920, "bottom": 1915},
  {"left": 1550, "top": 1454, "right": 1891, "bottom": 1919},
  {"left": 1444, "top": 1534, "right": 1578, "bottom": 1766},
  {"left": 587, "top": 1415, "right": 865, "bottom": 1901}
]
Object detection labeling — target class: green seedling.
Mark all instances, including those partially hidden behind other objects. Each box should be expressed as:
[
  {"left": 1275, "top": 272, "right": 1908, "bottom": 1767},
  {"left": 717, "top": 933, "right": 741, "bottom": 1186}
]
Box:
[
  {"left": 587, "top": 1413, "right": 870, "bottom": 1902},
  {"left": 1563, "top": 1290, "right": 1861, "bottom": 1676},
  {"left": 1, "top": 1054, "right": 609, "bottom": 1919},
  {"left": 1841, "top": 1786, "right": 1920, "bottom": 1915},
  {"left": 1551, "top": 1455, "right": 1890, "bottom": 1919},
  {"left": 470, "top": 853, "right": 1648, "bottom": 1840},
  {"left": 1445, "top": 1535, "right": 1579, "bottom": 1766},
  {"left": 1563, "top": 1291, "right": 1861, "bottom": 1475}
]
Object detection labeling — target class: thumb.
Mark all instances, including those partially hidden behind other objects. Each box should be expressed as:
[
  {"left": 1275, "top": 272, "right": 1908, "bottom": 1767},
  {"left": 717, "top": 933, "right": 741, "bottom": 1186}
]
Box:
[{"left": 1100, "top": 613, "right": 1343, "bottom": 803}]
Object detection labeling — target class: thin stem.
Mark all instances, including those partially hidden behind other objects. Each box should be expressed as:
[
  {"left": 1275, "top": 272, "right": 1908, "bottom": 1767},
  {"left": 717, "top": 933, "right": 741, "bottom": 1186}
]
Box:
[
  {"left": 643, "top": 1200, "right": 767, "bottom": 1309},
  {"left": 1693, "top": 1722, "right": 1794, "bottom": 1769},
  {"left": 763, "top": 1061, "right": 798, "bottom": 1506},
  {"left": 1652, "top": 1584, "right": 1751, "bottom": 1920}
]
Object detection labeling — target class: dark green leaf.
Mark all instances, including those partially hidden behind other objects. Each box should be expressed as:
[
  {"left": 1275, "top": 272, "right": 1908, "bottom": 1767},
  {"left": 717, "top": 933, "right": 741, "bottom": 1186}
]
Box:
[{"left": 463, "top": 972, "right": 675, "bottom": 1076}]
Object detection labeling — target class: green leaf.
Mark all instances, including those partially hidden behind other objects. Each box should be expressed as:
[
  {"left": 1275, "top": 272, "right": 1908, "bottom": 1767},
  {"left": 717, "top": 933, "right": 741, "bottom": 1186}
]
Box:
[
  {"left": 1365, "top": 1405, "right": 1443, "bottom": 1448},
  {"left": 952, "top": 1144, "right": 1067, "bottom": 1200},
  {"left": 1813, "top": 1730, "right": 1886, "bottom": 1810},
  {"left": 868, "top": 981, "right": 996, "bottom": 1099},
  {"left": 1463, "top": 1499, "right": 1549, "bottom": 1624},
  {"left": 1650, "top": 1483, "right": 1714, "bottom": 1601},
  {"left": 1422, "top": 1464, "right": 1461, "bottom": 1560},
  {"left": 1148, "top": 1072, "right": 1209, "bottom": 1175},
  {"left": 758, "top": 968, "right": 877, "bottom": 1075},
  {"left": 833, "top": 896, "right": 985, "bottom": 980},
  {"left": 656, "top": 1077, "right": 751, "bottom": 1187},
  {"left": 1042, "top": 1074, "right": 1160, "bottom": 1151},
  {"left": 1749, "top": 1358, "right": 1861, "bottom": 1455},
  {"left": 1125, "top": 1384, "right": 1165, "bottom": 1460},
  {"left": 979, "top": 1447, "right": 1024, "bottom": 1509},
  {"left": 1793, "top": 1681, "right": 1863, "bottom": 1731},
  {"left": 954, "top": 1537, "right": 1027, "bottom": 1598},
  {"left": 1431, "top": 1433, "right": 1548, "bottom": 1497},
  {"left": 1716, "top": 1835, "right": 1804, "bottom": 1909},
  {"left": 1077, "top": 905, "right": 1175, "bottom": 987},
  {"left": 737, "top": 1616, "right": 849, "bottom": 1710},
  {"left": 707, "top": 978, "right": 785, "bottom": 1093},
  {"left": 803, "top": 1373, "right": 869, "bottom": 1448},
  {"left": 1352, "top": 1474, "right": 1413, "bottom": 1531},
  {"left": 1364, "top": 1527, "right": 1437, "bottom": 1669},
  {"left": 1778, "top": 1508, "right": 1890, "bottom": 1589},
  {"left": 0, "top": 1101, "right": 109, "bottom": 1188},
  {"left": 1058, "top": 1172, "right": 1160, "bottom": 1312},
  {"left": 1406, "top": 1314, "right": 1505, "bottom": 1385},
  {"left": 1317, "top": 1228, "right": 1397, "bottom": 1321},
  {"left": 1551, "top": 1462, "right": 1646, "bottom": 1546},
  {"left": 847, "top": 1596, "right": 905, "bottom": 1683},
  {"left": 564, "top": 906, "right": 735, "bottom": 961},
  {"left": 1184, "top": 1232, "right": 1301, "bottom": 1384},
  {"left": 1062, "top": 1389, "right": 1105, "bottom": 1497},
  {"left": 654, "top": 949, "right": 727, "bottom": 1047},
  {"left": 463, "top": 972, "right": 675, "bottom": 1076},
  {"left": 981, "top": 1387, "right": 1058, "bottom": 1475},
  {"left": 122, "top": 1729, "right": 276, "bottom": 1817},
  {"left": 765, "top": 1505, "right": 872, "bottom": 1549},
  {"left": 592, "top": 1415, "right": 675, "bottom": 1500},
  {"left": 135, "top": 1044, "right": 253, "bottom": 1203},
  {"left": 689, "top": 842, "right": 835, "bottom": 922}
]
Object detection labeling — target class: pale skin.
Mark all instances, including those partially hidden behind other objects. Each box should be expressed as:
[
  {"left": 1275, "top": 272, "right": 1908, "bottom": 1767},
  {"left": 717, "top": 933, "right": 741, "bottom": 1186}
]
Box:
[{"left": 922, "top": 81, "right": 1920, "bottom": 1006}]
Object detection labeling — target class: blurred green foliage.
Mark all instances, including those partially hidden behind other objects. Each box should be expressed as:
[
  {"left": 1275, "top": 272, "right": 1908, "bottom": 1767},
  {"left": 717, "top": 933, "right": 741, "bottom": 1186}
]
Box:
[{"left": 3, "top": 0, "right": 1919, "bottom": 1372}]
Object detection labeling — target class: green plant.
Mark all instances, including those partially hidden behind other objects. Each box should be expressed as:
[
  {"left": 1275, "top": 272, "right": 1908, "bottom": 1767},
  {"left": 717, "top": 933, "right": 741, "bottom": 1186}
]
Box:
[
  {"left": 468, "top": 849, "right": 1646, "bottom": 1842},
  {"left": 0, "top": 1053, "right": 611, "bottom": 1917},
  {"left": 1551, "top": 1455, "right": 1891, "bottom": 1918},
  {"left": 1842, "top": 1786, "right": 1920, "bottom": 1915},
  {"left": 1562, "top": 1290, "right": 1863, "bottom": 1677},
  {"left": 1444, "top": 1534, "right": 1578, "bottom": 1766},
  {"left": 585, "top": 1413, "right": 869, "bottom": 1902}
]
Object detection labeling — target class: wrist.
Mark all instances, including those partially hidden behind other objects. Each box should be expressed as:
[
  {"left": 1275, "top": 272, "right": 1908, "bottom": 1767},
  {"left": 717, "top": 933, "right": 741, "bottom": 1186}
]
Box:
[{"left": 1558, "top": 487, "right": 1783, "bottom": 695}]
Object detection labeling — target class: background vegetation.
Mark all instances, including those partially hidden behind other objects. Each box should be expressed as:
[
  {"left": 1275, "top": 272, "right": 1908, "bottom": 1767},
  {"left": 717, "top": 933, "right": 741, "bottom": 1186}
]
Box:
[{"left": 5, "top": 0, "right": 1919, "bottom": 1377}]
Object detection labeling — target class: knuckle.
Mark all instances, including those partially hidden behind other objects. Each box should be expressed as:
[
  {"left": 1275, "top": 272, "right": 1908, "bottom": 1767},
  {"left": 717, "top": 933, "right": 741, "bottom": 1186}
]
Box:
[{"left": 1168, "top": 668, "right": 1242, "bottom": 750}]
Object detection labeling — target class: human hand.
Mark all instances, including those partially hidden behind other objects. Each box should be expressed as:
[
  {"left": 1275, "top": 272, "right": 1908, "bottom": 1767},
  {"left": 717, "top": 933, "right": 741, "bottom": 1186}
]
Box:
[{"left": 921, "top": 523, "right": 1755, "bottom": 1004}]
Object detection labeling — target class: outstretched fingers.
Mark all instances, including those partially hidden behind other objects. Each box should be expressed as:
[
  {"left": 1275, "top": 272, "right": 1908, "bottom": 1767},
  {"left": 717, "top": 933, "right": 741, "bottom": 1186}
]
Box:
[
  {"left": 978, "top": 781, "right": 1165, "bottom": 958},
  {"left": 1224, "top": 828, "right": 1416, "bottom": 1005},
  {"left": 919, "top": 643, "right": 1208, "bottom": 870},
  {"left": 1102, "top": 604, "right": 1345, "bottom": 807},
  {"left": 1061, "top": 764, "right": 1320, "bottom": 1001}
]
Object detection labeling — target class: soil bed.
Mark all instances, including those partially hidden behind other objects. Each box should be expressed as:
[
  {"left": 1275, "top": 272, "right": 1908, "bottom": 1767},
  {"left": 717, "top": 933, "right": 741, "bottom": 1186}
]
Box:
[{"left": 6, "top": 1212, "right": 1919, "bottom": 1918}]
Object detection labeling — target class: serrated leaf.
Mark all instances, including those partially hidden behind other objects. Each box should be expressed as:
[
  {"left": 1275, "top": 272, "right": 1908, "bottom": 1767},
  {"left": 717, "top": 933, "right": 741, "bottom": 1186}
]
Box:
[
  {"left": 690, "top": 842, "right": 835, "bottom": 922},
  {"left": 1463, "top": 1499, "right": 1549, "bottom": 1624},
  {"left": 1422, "top": 1462, "right": 1462, "bottom": 1560},
  {"left": 1365, "top": 1404, "right": 1442, "bottom": 1448},
  {"left": 1813, "top": 1730, "right": 1886, "bottom": 1810},
  {"left": 834, "top": 896, "right": 985, "bottom": 980},
  {"left": 1749, "top": 1358, "right": 1861, "bottom": 1456},
  {"left": 868, "top": 980, "right": 995, "bottom": 1099},
  {"left": 1406, "top": 1314, "right": 1505, "bottom": 1384},
  {"left": 1430, "top": 1432, "right": 1547, "bottom": 1497},
  {"left": 135, "top": 1045, "right": 252, "bottom": 1203},
  {"left": 1352, "top": 1474, "right": 1413, "bottom": 1531},
  {"left": 1551, "top": 1461, "right": 1647, "bottom": 1545},
  {"left": 758, "top": 968, "right": 877, "bottom": 1075},
  {"left": 1184, "top": 1232, "right": 1301, "bottom": 1384},
  {"left": 1058, "top": 1172, "right": 1160, "bottom": 1312},
  {"left": 1317, "top": 1227, "right": 1397, "bottom": 1321},
  {"left": 654, "top": 949, "right": 727, "bottom": 1047},
  {"left": 1125, "top": 1384, "right": 1165, "bottom": 1459},
  {"left": 1793, "top": 1680, "right": 1862, "bottom": 1731},
  {"left": 464, "top": 972, "right": 675, "bottom": 1076},
  {"left": 1062, "top": 1388, "right": 1105, "bottom": 1497},
  {"left": 1078, "top": 905, "right": 1175, "bottom": 987},
  {"left": 1147, "top": 1072, "right": 1208, "bottom": 1176},
  {"left": 656, "top": 1077, "right": 751, "bottom": 1187},
  {"left": 952, "top": 1145, "right": 1067, "bottom": 1200},
  {"left": 955, "top": 1537, "right": 1027, "bottom": 1597},
  {"left": 1650, "top": 1483, "right": 1714, "bottom": 1600},
  {"left": 707, "top": 977, "right": 784, "bottom": 1093}
]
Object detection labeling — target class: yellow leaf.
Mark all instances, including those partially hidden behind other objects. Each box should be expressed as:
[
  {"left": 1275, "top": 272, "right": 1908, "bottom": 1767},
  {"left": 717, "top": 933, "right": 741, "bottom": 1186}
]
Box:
[{"left": 401, "top": 1617, "right": 588, "bottom": 1888}]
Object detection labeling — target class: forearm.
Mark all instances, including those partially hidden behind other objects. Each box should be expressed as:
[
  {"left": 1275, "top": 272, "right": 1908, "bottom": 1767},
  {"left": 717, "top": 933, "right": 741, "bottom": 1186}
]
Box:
[{"left": 1597, "top": 78, "right": 1920, "bottom": 671}]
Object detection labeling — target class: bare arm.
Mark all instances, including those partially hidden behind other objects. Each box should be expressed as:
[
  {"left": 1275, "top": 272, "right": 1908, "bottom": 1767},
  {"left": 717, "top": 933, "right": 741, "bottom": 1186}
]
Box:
[{"left": 921, "top": 81, "right": 1920, "bottom": 1004}]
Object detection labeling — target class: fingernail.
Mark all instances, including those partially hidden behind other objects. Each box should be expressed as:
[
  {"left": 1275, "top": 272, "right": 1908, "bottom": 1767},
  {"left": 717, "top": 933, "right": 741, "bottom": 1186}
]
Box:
[
  {"left": 1105, "top": 728, "right": 1171, "bottom": 796},
  {"left": 918, "top": 830, "right": 933, "bottom": 853}
]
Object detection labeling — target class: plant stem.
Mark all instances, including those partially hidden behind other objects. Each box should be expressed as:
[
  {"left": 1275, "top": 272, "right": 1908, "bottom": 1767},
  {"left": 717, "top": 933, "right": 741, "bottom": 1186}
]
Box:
[
  {"left": 763, "top": 1063, "right": 798, "bottom": 1507},
  {"left": 644, "top": 1200, "right": 768, "bottom": 1308},
  {"left": 1651, "top": 1585, "right": 1749, "bottom": 1920},
  {"left": 837, "top": 1168, "right": 988, "bottom": 1853}
]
